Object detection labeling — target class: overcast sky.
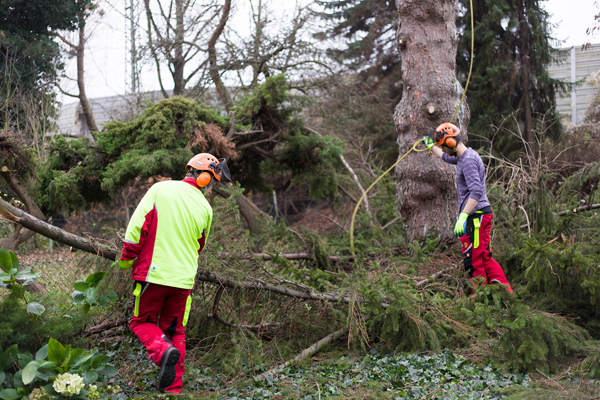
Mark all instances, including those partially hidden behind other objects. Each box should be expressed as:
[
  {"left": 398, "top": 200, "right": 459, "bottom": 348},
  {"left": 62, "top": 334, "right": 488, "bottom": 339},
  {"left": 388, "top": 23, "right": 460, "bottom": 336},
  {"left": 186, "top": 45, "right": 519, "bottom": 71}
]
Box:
[{"left": 59, "top": 0, "right": 600, "bottom": 102}]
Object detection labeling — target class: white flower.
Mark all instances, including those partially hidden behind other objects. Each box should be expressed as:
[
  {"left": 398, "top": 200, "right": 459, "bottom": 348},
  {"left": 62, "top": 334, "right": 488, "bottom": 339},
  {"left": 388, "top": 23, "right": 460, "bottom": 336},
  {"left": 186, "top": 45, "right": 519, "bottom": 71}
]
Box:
[{"left": 53, "top": 372, "right": 85, "bottom": 396}]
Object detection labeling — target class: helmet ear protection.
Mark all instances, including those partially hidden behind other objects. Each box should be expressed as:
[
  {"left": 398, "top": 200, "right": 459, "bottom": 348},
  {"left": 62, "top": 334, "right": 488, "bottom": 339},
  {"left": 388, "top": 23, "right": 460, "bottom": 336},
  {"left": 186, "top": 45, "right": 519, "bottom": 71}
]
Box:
[
  {"left": 432, "top": 123, "right": 461, "bottom": 150},
  {"left": 196, "top": 171, "right": 212, "bottom": 187}
]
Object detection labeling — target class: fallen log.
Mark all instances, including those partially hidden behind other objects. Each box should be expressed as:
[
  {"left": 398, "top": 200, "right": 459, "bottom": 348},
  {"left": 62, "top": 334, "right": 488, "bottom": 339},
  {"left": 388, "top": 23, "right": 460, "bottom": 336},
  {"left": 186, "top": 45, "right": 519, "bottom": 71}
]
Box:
[
  {"left": 0, "top": 199, "right": 450, "bottom": 309},
  {"left": 0, "top": 197, "right": 118, "bottom": 260},
  {"left": 84, "top": 317, "right": 129, "bottom": 336},
  {"left": 257, "top": 325, "right": 349, "bottom": 379}
]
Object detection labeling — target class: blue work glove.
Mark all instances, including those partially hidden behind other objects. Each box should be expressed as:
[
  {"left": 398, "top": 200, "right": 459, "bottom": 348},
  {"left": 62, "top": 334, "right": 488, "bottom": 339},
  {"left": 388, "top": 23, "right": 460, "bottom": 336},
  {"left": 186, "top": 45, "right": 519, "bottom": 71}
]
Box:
[
  {"left": 422, "top": 136, "right": 434, "bottom": 150},
  {"left": 111, "top": 258, "right": 134, "bottom": 270},
  {"left": 454, "top": 212, "right": 469, "bottom": 237}
]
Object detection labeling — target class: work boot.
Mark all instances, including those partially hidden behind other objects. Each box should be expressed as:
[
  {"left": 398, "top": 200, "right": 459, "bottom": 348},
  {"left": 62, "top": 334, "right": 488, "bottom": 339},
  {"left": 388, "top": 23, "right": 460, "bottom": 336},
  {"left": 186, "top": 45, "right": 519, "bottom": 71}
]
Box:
[{"left": 157, "top": 346, "right": 180, "bottom": 392}]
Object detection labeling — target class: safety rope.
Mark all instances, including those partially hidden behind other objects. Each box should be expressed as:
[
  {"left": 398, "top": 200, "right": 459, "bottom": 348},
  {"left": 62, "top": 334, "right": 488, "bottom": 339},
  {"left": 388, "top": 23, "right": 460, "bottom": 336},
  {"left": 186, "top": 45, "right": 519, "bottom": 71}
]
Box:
[{"left": 349, "top": 0, "right": 475, "bottom": 257}]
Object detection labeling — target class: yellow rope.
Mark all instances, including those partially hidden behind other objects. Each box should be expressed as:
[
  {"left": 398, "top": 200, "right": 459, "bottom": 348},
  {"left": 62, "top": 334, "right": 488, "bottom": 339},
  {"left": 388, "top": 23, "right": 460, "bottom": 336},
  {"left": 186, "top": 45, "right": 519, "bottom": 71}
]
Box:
[
  {"left": 349, "top": 139, "right": 427, "bottom": 256},
  {"left": 348, "top": 0, "right": 475, "bottom": 257},
  {"left": 451, "top": 0, "right": 474, "bottom": 124}
]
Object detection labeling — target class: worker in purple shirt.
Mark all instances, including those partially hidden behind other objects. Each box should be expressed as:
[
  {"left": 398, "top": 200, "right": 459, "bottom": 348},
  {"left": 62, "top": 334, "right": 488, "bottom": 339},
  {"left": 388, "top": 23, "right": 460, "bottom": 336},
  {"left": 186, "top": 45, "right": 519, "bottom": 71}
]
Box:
[{"left": 423, "top": 123, "right": 513, "bottom": 293}]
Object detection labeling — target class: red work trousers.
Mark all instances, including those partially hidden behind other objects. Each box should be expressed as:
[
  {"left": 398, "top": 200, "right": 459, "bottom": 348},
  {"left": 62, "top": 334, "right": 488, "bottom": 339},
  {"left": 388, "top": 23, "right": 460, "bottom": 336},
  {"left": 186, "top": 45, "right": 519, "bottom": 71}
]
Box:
[
  {"left": 129, "top": 282, "right": 191, "bottom": 393},
  {"left": 459, "top": 213, "right": 513, "bottom": 293}
]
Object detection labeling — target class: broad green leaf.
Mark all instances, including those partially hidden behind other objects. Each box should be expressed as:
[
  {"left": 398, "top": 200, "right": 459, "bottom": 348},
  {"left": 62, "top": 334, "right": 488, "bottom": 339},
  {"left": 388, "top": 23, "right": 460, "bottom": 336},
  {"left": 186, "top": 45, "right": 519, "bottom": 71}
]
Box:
[
  {"left": 0, "top": 248, "right": 11, "bottom": 272},
  {"left": 73, "top": 281, "right": 89, "bottom": 292},
  {"left": 22, "top": 361, "right": 39, "bottom": 385},
  {"left": 9, "top": 251, "right": 18, "bottom": 271},
  {"left": 43, "top": 383, "right": 59, "bottom": 397},
  {"left": 17, "top": 354, "right": 32, "bottom": 369},
  {"left": 0, "top": 345, "right": 18, "bottom": 370},
  {"left": 82, "top": 303, "right": 91, "bottom": 315},
  {"left": 26, "top": 302, "right": 45, "bottom": 316},
  {"left": 71, "top": 291, "right": 85, "bottom": 303},
  {"left": 0, "top": 371, "right": 4, "bottom": 384},
  {"left": 15, "top": 270, "right": 39, "bottom": 281},
  {"left": 0, "top": 272, "right": 10, "bottom": 282},
  {"left": 84, "top": 287, "right": 98, "bottom": 304},
  {"left": 85, "top": 272, "right": 106, "bottom": 287},
  {"left": 8, "top": 268, "right": 16, "bottom": 276},
  {"left": 84, "top": 370, "right": 98, "bottom": 384},
  {"left": 35, "top": 344, "right": 49, "bottom": 361},
  {"left": 12, "top": 370, "right": 23, "bottom": 388},
  {"left": 47, "top": 339, "right": 66, "bottom": 364},
  {"left": 69, "top": 350, "right": 92, "bottom": 369},
  {"left": 37, "top": 361, "right": 56, "bottom": 370},
  {"left": 0, "top": 388, "right": 19, "bottom": 400},
  {"left": 90, "top": 354, "right": 110, "bottom": 368},
  {"left": 21, "top": 279, "right": 37, "bottom": 286}
]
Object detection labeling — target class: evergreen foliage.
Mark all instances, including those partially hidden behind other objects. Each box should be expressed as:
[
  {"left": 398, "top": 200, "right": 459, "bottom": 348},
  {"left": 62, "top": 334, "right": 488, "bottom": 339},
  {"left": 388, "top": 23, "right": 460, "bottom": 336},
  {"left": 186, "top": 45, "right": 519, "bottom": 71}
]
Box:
[
  {"left": 456, "top": 0, "right": 566, "bottom": 157},
  {"left": 0, "top": 0, "right": 92, "bottom": 130}
]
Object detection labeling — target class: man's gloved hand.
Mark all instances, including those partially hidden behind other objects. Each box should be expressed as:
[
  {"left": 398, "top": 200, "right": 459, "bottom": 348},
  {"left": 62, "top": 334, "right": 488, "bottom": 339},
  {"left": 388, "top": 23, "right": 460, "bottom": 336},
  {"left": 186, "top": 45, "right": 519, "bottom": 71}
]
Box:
[
  {"left": 111, "top": 258, "right": 134, "bottom": 270},
  {"left": 422, "top": 136, "right": 434, "bottom": 150},
  {"left": 454, "top": 212, "right": 469, "bottom": 237}
]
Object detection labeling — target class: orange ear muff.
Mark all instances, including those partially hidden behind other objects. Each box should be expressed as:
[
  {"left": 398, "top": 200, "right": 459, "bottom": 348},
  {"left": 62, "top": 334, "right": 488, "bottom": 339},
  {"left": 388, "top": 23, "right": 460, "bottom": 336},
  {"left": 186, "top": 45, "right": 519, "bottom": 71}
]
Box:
[
  {"left": 445, "top": 137, "right": 457, "bottom": 149},
  {"left": 196, "top": 172, "right": 212, "bottom": 187}
]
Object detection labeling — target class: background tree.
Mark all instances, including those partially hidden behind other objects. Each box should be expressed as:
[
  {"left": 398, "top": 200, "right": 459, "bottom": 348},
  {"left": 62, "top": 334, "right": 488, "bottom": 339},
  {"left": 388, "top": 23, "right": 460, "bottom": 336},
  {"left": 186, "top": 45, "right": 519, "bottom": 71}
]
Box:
[
  {"left": 143, "top": 0, "right": 222, "bottom": 97},
  {"left": 0, "top": 0, "right": 91, "bottom": 249},
  {"left": 455, "top": 0, "right": 565, "bottom": 157},
  {"left": 54, "top": 0, "right": 100, "bottom": 134}
]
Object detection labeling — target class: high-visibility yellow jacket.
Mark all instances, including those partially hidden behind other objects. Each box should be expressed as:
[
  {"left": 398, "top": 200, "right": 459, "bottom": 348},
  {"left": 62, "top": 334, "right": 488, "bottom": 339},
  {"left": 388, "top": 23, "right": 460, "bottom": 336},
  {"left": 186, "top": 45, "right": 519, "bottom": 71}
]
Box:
[{"left": 120, "top": 178, "right": 212, "bottom": 289}]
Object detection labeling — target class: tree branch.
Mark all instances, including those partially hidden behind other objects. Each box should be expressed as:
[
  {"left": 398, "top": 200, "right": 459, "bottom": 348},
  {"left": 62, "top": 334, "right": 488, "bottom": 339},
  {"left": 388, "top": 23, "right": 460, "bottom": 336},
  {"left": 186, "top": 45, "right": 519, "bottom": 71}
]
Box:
[{"left": 257, "top": 325, "right": 349, "bottom": 379}]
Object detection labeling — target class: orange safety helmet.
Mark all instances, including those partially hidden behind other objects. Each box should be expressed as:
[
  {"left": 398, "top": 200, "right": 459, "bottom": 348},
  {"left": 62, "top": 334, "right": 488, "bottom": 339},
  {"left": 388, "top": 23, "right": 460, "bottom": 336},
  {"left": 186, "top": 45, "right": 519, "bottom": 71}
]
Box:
[
  {"left": 432, "top": 123, "right": 461, "bottom": 149},
  {"left": 185, "top": 153, "right": 231, "bottom": 188}
]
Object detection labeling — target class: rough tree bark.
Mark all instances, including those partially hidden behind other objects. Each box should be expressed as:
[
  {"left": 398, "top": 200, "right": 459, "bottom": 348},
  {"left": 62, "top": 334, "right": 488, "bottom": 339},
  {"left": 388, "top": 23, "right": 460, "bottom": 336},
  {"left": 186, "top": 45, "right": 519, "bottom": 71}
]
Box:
[{"left": 394, "top": 0, "right": 470, "bottom": 243}]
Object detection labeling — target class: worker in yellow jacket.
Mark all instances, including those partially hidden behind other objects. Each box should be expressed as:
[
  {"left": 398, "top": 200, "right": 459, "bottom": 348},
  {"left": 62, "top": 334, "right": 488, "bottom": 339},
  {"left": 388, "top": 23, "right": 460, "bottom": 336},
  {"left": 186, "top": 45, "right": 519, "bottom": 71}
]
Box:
[{"left": 115, "top": 153, "right": 230, "bottom": 393}]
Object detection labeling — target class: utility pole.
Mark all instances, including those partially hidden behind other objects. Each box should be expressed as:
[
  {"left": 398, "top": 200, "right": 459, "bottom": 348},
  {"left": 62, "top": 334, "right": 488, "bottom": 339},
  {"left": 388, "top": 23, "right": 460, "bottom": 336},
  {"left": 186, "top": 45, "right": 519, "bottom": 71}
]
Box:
[{"left": 125, "top": 0, "right": 140, "bottom": 95}]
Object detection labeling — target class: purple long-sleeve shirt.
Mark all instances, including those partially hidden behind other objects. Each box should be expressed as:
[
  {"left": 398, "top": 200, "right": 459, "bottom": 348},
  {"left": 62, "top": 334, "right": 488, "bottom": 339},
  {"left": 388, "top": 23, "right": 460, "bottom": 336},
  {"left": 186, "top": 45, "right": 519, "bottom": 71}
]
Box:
[{"left": 442, "top": 148, "right": 491, "bottom": 215}]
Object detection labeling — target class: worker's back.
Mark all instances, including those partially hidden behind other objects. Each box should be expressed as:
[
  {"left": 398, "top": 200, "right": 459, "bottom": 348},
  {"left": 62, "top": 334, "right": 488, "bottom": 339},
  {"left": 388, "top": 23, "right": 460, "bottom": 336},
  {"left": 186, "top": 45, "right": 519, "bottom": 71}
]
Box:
[{"left": 124, "top": 179, "right": 213, "bottom": 289}]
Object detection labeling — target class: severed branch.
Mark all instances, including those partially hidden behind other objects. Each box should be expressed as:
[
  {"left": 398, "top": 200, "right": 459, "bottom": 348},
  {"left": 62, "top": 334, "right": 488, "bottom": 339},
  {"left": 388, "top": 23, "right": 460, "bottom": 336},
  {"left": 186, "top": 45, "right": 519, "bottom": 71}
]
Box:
[
  {"left": 558, "top": 203, "right": 600, "bottom": 216},
  {"left": 416, "top": 267, "right": 456, "bottom": 288},
  {"left": 0, "top": 197, "right": 118, "bottom": 260},
  {"left": 84, "top": 317, "right": 129, "bottom": 336},
  {"left": 218, "top": 252, "right": 344, "bottom": 262},
  {"left": 257, "top": 325, "right": 349, "bottom": 379}
]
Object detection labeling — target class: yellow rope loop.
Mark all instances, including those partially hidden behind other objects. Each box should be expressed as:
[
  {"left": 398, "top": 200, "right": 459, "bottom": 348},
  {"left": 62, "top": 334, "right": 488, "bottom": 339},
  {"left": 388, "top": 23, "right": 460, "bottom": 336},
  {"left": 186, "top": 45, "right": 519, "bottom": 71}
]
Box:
[{"left": 349, "top": 139, "right": 428, "bottom": 257}]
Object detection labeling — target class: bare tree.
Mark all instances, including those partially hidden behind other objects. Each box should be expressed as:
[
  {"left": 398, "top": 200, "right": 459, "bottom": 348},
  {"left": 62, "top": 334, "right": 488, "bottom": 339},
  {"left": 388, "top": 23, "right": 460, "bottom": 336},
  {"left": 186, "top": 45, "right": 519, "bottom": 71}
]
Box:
[
  {"left": 54, "top": 1, "right": 99, "bottom": 134},
  {"left": 218, "top": 0, "right": 327, "bottom": 94},
  {"left": 143, "top": 0, "right": 221, "bottom": 97},
  {"left": 393, "top": 0, "right": 469, "bottom": 242}
]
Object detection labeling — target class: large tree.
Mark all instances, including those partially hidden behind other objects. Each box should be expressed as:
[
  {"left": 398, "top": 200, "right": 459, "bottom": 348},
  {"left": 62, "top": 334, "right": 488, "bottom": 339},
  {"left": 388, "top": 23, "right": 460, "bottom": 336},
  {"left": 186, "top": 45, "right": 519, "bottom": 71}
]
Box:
[{"left": 393, "top": 0, "right": 469, "bottom": 242}]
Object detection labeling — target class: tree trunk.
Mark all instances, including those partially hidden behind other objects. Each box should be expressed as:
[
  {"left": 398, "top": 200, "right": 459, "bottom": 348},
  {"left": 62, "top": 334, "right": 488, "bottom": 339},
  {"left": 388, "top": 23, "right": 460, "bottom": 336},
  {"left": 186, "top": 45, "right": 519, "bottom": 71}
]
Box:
[
  {"left": 207, "top": 0, "right": 233, "bottom": 111},
  {"left": 393, "top": 0, "right": 470, "bottom": 243},
  {"left": 212, "top": 185, "right": 270, "bottom": 235},
  {"left": 172, "top": 0, "right": 185, "bottom": 96},
  {"left": 518, "top": 0, "right": 533, "bottom": 146},
  {"left": 77, "top": 23, "right": 98, "bottom": 134}
]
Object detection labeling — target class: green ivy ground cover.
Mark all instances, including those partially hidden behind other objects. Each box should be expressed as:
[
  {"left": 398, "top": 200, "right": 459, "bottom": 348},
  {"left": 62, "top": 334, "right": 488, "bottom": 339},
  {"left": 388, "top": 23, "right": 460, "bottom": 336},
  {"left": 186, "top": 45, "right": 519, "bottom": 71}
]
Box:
[{"left": 182, "top": 350, "right": 529, "bottom": 399}]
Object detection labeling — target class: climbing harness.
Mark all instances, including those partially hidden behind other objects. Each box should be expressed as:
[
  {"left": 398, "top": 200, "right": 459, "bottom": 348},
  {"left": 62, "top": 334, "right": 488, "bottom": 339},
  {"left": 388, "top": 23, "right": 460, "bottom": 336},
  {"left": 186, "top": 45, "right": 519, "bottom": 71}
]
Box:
[{"left": 349, "top": 0, "right": 475, "bottom": 257}]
